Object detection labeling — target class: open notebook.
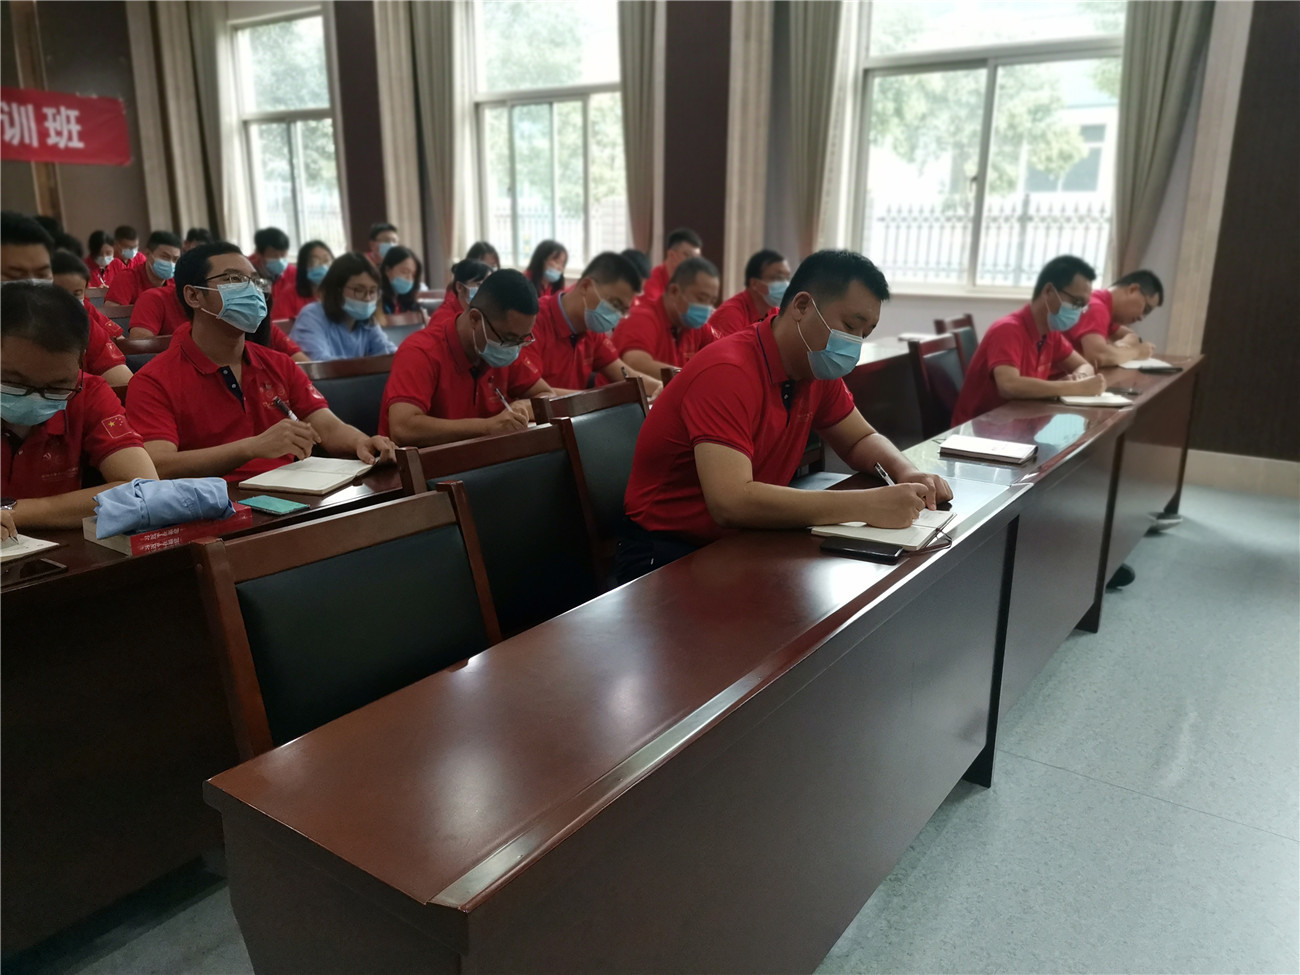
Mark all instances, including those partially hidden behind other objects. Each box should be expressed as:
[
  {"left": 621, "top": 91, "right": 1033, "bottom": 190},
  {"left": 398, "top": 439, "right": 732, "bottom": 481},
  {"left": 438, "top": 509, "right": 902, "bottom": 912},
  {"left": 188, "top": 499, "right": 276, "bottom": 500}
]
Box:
[
  {"left": 811, "top": 508, "right": 954, "bottom": 552},
  {"left": 238, "top": 458, "right": 373, "bottom": 496},
  {"left": 1117, "top": 357, "right": 1175, "bottom": 370},
  {"left": 1059, "top": 392, "right": 1134, "bottom": 408},
  {"left": 1, "top": 533, "right": 60, "bottom": 563}
]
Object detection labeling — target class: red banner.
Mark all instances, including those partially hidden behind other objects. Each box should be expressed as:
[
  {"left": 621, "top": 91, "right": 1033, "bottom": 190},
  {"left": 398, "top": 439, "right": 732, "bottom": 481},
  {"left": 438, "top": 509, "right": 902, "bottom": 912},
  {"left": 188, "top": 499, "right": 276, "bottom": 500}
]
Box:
[{"left": 0, "top": 87, "right": 131, "bottom": 166}]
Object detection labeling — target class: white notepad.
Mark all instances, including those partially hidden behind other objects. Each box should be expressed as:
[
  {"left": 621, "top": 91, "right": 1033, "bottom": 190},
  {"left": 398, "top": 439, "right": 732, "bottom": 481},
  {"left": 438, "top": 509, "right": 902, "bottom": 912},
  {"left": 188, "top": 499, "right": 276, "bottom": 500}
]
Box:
[
  {"left": 1059, "top": 392, "right": 1134, "bottom": 408},
  {"left": 238, "top": 457, "right": 372, "bottom": 496},
  {"left": 1117, "top": 357, "right": 1173, "bottom": 370},
  {"left": 939, "top": 434, "right": 1037, "bottom": 464},
  {"left": 811, "top": 508, "right": 955, "bottom": 551},
  {"left": 0, "top": 533, "right": 60, "bottom": 562}
]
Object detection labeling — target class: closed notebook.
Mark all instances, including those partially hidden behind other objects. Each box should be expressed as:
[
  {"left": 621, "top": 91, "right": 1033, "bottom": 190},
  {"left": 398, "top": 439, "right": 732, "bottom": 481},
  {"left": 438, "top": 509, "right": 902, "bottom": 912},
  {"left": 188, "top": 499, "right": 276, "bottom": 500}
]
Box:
[
  {"left": 1058, "top": 392, "right": 1133, "bottom": 408},
  {"left": 1117, "top": 357, "right": 1173, "bottom": 370},
  {"left": 811, "top": 508, "right": 955, "bottom": 552},
  {"left": 939, "top": 434, "right": 1036, "bottom": 464},
  {"left": 238, "top": 457, "right": 372, "bottom": 496},
  {"left": 0, "top": 533, "right": 60, "bottom": 563}
]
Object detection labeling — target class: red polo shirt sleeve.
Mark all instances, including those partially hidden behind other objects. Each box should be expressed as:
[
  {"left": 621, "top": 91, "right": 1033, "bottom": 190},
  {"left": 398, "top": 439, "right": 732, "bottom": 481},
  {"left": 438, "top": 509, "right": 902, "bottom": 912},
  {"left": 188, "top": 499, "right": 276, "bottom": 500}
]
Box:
[
  {"left": 128, "top": 287, "right": 179, "bottom": 336},
  {"left": 80, "top": 376, "right": 145, "bottom": 467},
  {"left": 1047, "top": 330, "right": 1076, "bottom": 368},
  {"left": 1066, "top": 290, "right": 1114, "bottom": 351},
  {"left": 125, "top": 368, "right": 180, "bottom": 446},
  {"left": 105, "top": 265, "right": 142, "bottom": 305},
  {"left": 383, "top": 336, "right": 443, "bottom": 416},
  {"left": 283, "top": 356, "right": 330, "bottom": 418},
  {"left": 267, "top": 326, "right": 303, "bottom": 358},
  {"left": 84, "top": 316, "right": 127, "bottom": 376},
  {"left": 679, "top": 362, "right": 763, "bottom": 459},
  {"left": 590, "top": 332, "right": 619, "bottom": 373},
  {"left": 85, "top": 299, "right": 122, "bottom": 339},
  {"left": 505, "top": 346, "right": 543, "bottom": 398},
  {"left": 980, "top": 320, "right": 1029, "bottom": 374},
  {"left": 710, "top": 292, "right": 756, "bottom": 337},
  {"left": 613, "top": 305, "right": 663, "bottom": 358},
  {"left": 813, "top": 379, "right": 856, "bottom": 430}
]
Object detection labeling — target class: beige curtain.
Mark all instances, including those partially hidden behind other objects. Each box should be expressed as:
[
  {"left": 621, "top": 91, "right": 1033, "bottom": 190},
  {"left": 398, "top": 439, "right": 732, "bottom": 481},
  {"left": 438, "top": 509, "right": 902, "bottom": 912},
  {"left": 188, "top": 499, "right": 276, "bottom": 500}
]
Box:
[
  {"left": 722, "top": 0, "right": 774, "bottom": 295},
  {"left": 787, "top": 0, "right": 845, "bottom": 260},
  {"left": 618, "top": 0, "right": 659, "bottom": 254},
  {"left": 154, "top": 3, "right": 211, "bottom": 233},
  {"left": 374, "top": 1, "right": 425, "bottom": 259},
  {"left": 124, "top": 2, "right": 174, "bottom": 234},
  {"left": 189, "top": 0, "right": 251, "bottom": 247},
  {"left": 412, "top": 0, "right": 478, "bottom": 273},
  {"left": 1113, "top": 0, "right": 1213, "bottom": 274}
]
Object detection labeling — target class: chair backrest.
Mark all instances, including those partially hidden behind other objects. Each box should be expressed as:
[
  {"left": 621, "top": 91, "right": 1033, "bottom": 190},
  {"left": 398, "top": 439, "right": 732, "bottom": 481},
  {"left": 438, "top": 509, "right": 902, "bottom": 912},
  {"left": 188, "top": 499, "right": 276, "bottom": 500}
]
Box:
[
  {"left": 397, "top": 421, "right": 602, "bottom": 635},
  {"left": 104, "top": 304, "right": 134, "bottom": 328},
  {"left": 533, "top": 379, "right": 649, "bottom": 540},
  {"left": 661, "top": 366, "right": 680, "bottom": 386},
  {"left": 195, "top": 487, "right": 500, "bottom": 759},
  {"left": 116, "top": 335, "right": 170, "bottom": 374},
  {"left": 272, "top": 317, "right": 294, "bottom": 334},
  {"left": 934, "top": 314, "right": 977, "bottom": 373},
  {"left": 907, "top": 335, "right": 965, "bottom": 438},
  {"left": 86, "top": 286, "right": 107, "bottom": 308},
  {"left": 298, "top": 354, "right": 394, "bottom": 436},
  {"left": 382, "top": 312, "right": 426, "bottom": 347}
]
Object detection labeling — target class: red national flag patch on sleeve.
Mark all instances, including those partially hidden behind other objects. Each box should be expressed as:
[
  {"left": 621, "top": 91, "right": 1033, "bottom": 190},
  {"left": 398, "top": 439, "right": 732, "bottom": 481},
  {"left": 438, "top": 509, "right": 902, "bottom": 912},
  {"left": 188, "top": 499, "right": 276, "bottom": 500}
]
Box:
[{"left": 101, "top": 414, "right": 130, "bottom": 439}]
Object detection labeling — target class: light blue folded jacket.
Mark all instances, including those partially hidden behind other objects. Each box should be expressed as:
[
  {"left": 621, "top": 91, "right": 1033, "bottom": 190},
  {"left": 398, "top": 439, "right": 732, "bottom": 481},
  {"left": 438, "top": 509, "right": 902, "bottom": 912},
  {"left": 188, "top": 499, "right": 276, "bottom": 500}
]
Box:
[{"left": 94, "top": 477, "right": 234, "bottom": 538}]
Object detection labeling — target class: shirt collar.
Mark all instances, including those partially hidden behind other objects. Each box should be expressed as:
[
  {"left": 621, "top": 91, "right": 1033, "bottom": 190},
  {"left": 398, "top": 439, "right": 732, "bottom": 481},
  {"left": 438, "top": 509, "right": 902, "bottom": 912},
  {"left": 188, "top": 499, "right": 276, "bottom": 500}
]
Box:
[
  {"left": 756, "top": 314, "right": 790, "bottom": 386},
  {"left": 555, "top": 289, "right": 580, "bottom": 336},
  {"left": 179, "top": 323, "right": 250, "bottom": 375}
]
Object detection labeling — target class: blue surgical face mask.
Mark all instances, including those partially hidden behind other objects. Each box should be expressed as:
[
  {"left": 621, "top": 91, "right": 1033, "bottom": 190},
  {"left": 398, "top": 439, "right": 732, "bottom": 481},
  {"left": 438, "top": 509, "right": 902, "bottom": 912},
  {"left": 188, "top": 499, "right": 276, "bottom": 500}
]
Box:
[
  {"left": 390, "top": 276, "right": 414, "bottom": 295},
  {"left": 544, "top": 267, "right": 563, "bottom": 284},
  {"left": 152, "top": 258, "right": 176, "bottom": 281},
  {"left": 1047, "top": 291, "right": 1084, "bottom": 331},
  {"left": 475, "top": 313, "right": 521, "bottom": 368},
  {"left": 0, "top": 390, "right": 69, "bottom": 427},
  {"left": 764, "top": 280, "right": 789, "bottom": 308},
  {"left": 196, "top": 282, "right": 267, "bottom": 333},
  {"left": 583, "top": 286, "right": 623, "bottom": 333},
  {"left": 95, "top": 254, "right": 112, "bottom": 268},
  {"left": 343, "top": 297, "right": 377, "bottom": 321},
  {"left": 306, "top": 263, "right": 330, "bottom": 285},
  {"left": 265, "top": 257, "right": 289, "bottom": 277},
  {"left": 465, "top": 285, "right": 479, "bottom": 303},
  {"left": 121, "top": 247, "right": 137, "bottom": 261},
  {"left": 682, "top": 302, "right": 712, "bottom": 330},
  {"left": 800, "top": 299, "right": 864, "bottom": 380},
  {"left": 377, "top": 242, "right": 395, "bottom": 259}
]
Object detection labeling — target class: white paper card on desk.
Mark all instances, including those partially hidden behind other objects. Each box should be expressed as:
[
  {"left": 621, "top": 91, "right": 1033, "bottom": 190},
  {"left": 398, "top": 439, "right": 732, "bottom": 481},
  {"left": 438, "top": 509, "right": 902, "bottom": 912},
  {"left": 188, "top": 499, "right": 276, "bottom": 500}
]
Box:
[
  {"left": 1116, "top": 357, "right": 1172, "bottom": 370},
  {"left": 811, "top": 509, "right": 954, "bottom": 551},
  {"left": 0, "top": 533, "right": 60, "bottom": 562},
  {"left": 939, "top": 434, "right": 1037, "bottom": 464},
  {"left": 1059, "top": 392, "right": 1133, "bottom": 408},
  {"left": 238, "top": 457, "right": 372, "bottom": 496}
]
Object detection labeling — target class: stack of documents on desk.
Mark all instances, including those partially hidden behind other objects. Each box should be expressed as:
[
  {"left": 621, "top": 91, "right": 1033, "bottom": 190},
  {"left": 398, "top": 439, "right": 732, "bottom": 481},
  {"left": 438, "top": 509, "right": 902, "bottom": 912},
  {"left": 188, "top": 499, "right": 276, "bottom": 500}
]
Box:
[
  {"left": 238, "top": 458, "right": 371, "bottom": 495},
  {"left": 811, "top": 508, "right": 954, "bottom": 551},
  {"left": 939, "top": 435, "right": 1036, "bottom": 464},
  {"left": 0, "top": 534, "right": 59, "bottom": 562},
  {"left": 1059, "top": 391, "right": 1133, "bottom": 408}
]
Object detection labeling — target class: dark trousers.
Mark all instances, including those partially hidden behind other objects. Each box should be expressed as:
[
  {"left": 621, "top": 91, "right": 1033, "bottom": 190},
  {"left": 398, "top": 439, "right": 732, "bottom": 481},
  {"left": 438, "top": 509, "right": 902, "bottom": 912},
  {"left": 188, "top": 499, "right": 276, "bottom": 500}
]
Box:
[{"left": 613, "top": 519, "right": 701, "bottom": 584}]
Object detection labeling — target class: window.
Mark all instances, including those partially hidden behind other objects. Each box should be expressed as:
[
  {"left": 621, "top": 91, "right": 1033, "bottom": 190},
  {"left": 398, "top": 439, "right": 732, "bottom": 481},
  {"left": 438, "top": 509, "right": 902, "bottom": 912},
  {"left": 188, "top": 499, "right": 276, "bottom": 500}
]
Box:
[
  {"left": 854, "top": 1, "right": 1124, "bottom": 289},
  {"left": 233, "top": 14, "right": 345, "bottom": 252},
  {"left": 474, "top": 0, "right": 628, "bottom": 268}
]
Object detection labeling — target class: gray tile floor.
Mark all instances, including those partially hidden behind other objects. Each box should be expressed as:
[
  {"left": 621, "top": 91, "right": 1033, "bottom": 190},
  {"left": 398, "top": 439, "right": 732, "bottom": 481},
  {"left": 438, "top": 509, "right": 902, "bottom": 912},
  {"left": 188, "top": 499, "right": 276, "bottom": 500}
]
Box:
[{"left": 11, "top": 486, "right": 1298, "bottom": 975}]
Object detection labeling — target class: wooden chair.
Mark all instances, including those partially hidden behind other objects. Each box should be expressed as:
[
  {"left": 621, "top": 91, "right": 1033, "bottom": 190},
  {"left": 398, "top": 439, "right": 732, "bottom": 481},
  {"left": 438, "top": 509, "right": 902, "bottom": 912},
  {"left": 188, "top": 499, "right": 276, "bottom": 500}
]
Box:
[
  {"left": 934, "top": 314, "right": 978, "bottom": 374},
  {"left": 194, "top": 487, "right": 500, "bottom": 760},
  {"left": 660, "top": 366, "right": 680, "bottom": 386},
  {"left": 298, "top": 354, "right": 394, "bottom": 437},
  {"left": 907, "top": 334, "right": 965, "bottom": 438},
  {"left": 271, "top": 317, "right": 294, "bottom": 334},
  {"left": 86, "top": 286, "right": 107, "bottom": 308},
  {"left": 397, "top": 420, "right": 603, "bottom": 635},
  {"left": 115, "top": 335, "right": 170, "bottom": 372},
  {"left": 382, "top": 309, "right": 426, "bottom": 347}
]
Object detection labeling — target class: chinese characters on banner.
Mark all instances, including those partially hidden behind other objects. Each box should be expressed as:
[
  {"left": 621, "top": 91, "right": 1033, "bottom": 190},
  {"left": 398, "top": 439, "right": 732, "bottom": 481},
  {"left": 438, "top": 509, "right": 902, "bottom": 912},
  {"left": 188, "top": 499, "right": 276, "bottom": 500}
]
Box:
[{"left": 0, "top": 87, "right": 131, "bottom": 165}]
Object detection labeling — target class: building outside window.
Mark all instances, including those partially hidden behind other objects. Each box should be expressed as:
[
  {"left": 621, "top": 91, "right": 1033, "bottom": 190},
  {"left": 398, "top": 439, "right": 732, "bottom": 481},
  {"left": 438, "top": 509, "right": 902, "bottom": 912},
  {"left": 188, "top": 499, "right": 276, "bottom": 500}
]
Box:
[
  {"left": 853, "top": 1, "right": 1125, "bottom": 289},
  {"left": 232, "top": 12, "right": 346, "bottom": 253},
  {"left": 473, "top": 0, "right": 629, "bottom": 268}
]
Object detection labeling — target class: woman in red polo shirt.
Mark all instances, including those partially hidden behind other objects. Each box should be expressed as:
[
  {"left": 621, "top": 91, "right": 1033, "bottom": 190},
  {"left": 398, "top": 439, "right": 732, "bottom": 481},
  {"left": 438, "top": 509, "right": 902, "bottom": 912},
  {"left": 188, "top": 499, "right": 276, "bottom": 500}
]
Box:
[
  {"left": 0, "top": 283, "right": 156, "bottom": 539},
  {"left": 430, "top": 258, "right": 494, "bottom": 333},
  {"left": 270, "top": 240, "right": 333, "bottom": 323},
  {"left": 85, "top": 230, "right": 116, "bottom": 288}
]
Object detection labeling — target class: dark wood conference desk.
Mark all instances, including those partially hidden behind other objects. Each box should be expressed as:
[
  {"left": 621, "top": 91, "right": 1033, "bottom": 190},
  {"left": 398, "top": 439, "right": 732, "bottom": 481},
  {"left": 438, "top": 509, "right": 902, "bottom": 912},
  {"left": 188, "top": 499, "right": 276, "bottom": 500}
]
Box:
[{"left": 205, "top": 360, "right": 1201, "bottom": 973}]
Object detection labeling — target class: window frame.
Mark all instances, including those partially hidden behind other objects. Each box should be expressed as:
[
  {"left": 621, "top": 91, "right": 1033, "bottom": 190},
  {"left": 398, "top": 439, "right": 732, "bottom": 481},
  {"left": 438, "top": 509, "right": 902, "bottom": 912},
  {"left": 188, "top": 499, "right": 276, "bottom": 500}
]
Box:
[
  {"left": 229, "top": 6, "right": 346, "bottom": 251},
  {"left": 850, "top": 31, "right": 1124, "bottom": 295}
]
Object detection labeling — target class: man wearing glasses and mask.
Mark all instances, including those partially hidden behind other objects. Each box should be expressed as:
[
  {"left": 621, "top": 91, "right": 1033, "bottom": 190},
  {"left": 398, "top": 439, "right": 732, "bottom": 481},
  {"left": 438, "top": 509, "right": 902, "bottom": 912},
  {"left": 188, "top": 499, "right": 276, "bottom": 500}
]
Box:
[
  {"left": 381, "top": 268, "right": 556, "bottom": 446},
  {"left": 127, "top": 243, "right": 396, "bottom": 482}
]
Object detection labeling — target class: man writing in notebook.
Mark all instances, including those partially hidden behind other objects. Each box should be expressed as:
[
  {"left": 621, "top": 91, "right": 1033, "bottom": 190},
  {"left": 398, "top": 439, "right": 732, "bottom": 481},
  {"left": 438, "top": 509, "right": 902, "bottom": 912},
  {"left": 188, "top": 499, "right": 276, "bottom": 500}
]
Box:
[
  {"left": 127, "top": 243, "right": 395, "bottom": 482},
  {"left": 1065, "top": 269, "right": 1163, "bottom": 367},
  {"left": 618, "top": 250, "right": 951, "bottom": 582},
  {"left": 614, "top": 256, "right": 720, "bottom": 377},
  {"left": 380, "top": 269, "right": 555, "bottom": 446},
  {"left": 950, "top": 254, "right": 1107, "bottom": 426}
]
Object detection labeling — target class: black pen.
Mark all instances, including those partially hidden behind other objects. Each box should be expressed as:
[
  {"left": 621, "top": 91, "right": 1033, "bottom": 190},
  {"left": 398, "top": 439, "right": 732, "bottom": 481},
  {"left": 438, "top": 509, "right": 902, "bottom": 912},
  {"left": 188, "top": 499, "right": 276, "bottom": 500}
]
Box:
[
  {"left": 874, "top": 463, "right": 895, "bottom": 486},
  {"left": 272, "top": 396, "right": 299, "bottom": 421}
]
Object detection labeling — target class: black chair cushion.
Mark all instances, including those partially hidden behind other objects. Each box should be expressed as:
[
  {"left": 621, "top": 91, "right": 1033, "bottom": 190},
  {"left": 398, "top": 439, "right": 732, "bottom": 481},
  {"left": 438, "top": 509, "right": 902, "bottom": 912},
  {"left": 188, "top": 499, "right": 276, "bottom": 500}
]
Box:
[
  {"left": 384, "top": 323, "right": 424, "bottom": 346},
  {"left": 924, "top": 348, "right": 965, "bottom": 431},
  {"left": 432, "top": 450, "right": 597, "bottom": 635},
  {"left": 234, "top": 526, "right": 489, "bottom": 746},
  {"left": 312, "top": 372, "right": 389, "bottom": 437},
  {"left": 569, "top": 404, "right": 645, "bottom": 538}
]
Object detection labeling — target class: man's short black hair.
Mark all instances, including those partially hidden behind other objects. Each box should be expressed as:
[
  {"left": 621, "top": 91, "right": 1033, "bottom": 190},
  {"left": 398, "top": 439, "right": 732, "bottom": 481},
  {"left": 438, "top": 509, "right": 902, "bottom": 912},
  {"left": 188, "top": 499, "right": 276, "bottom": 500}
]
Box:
[
  {"left": 34, "top": 215, "right": 63, "bottom": 239},
  {"left": 670, "top": 256, "right": 719, "bottom": 288},
  {"left": 113, "top": 225, "right": 138, "bottom": 241},
  {"left": 1032, "top": 255, "right": 1096, "bottom": 299},
  {"left": 2, "top": 211, "right": 55, "bottom": 250},
  {"left": 469, "top": 267, "right": 538, "bottom": 319},
  {"left": 621, "top": 248, "right": 651, "bottom": 279},
  {"left": 1112, "top": 269, "right": 1164, "bottom": 303},
  {"left": 780, "top": 250, "right": 890, "bottom": 313},
  {"left": 253, "top": 226, "right": 290, "bottom": 253},
  {"left": 185, "top": 227, "right": 215, "bottom": 246},
  {"left": 580, "top": 251, "right": 642, "bottom": 292},
  {"left": 146, "top": 230, "right": 183, "bottom": 252},
  {"left": 1, "top": 280, "right": 89, "bottom": 355},
  {"left": 55, "top": 232, "right": 84, "bottom": 257},
  {"left": 744, "top": 249, "right": 786, "bottom": 285},
  {"left": 174, "top": 241, "right": 244, "bottom": 321},
  {"left": 52, "top": 249, "right": 90, "bottom": 279},
  {"left": 665, "top": 227, "right": 702, "bottom": 251},
  {"left": 368, "top": 222, "right": 398, "bottom": 241}
]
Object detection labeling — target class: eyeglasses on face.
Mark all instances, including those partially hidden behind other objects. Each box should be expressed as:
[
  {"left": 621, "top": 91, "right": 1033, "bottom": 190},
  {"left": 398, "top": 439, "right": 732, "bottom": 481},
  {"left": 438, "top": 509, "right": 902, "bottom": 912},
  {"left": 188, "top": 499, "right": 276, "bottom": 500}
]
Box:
[
  {"left": 344, "top": 285, "right": 380, "bottom": 301},
  {"left": 480, "top": 310, "right": 534, "bottom": 348},
  {"left": 205, "top": 272, "right": 271, "bottom": 290},
  {"left": 0, "top": 379, "right": 82, "bottom": 401}
]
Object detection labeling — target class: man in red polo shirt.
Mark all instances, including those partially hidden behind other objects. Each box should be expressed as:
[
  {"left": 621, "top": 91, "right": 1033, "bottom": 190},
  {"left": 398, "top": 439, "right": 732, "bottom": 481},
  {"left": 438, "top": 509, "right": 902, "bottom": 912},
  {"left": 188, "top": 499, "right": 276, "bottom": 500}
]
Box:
[
  {"left": 128, "top": 282, "right": 192, "bottom": 338},
  {"left": 381, "top": 269, "right": 555, "bottom": 446},
  {"left": 1, "top": 282, "right": 156, "bottom": 539},
  {"left": 1065, "top": 268, "right": 1162, "bottom": 367},
  {"left": 529, "top": 251, "right": 663, "bottom": 397},
  {"left": 104, "top": 231, "right": 182, "bottom": 310},
  {"left": 49, "top": 249, "right": 134, "bottom": 385},
  {"left": 639, "top": 227, "right": 702, "bottom": 305},
  {"left": 618, "top": 250, "right": 951, "bottom": 581},
  {"left": 248, "top": 226, "right": 291, "bottom": 284},
  {"left": 127, "top": 242, "right": 395, "bottom": 482},
  {"left": 102, "top": 224, "right": 145, "bottom": 285},
  {"left": 711, "top": 248, "right": 792, "bottom": 337},
  {"left": 950, "top": 255, "right": 1108, "bottom": 427},
  {"left": 614, "top": 257, "right": 720, "bottom": 378}
]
